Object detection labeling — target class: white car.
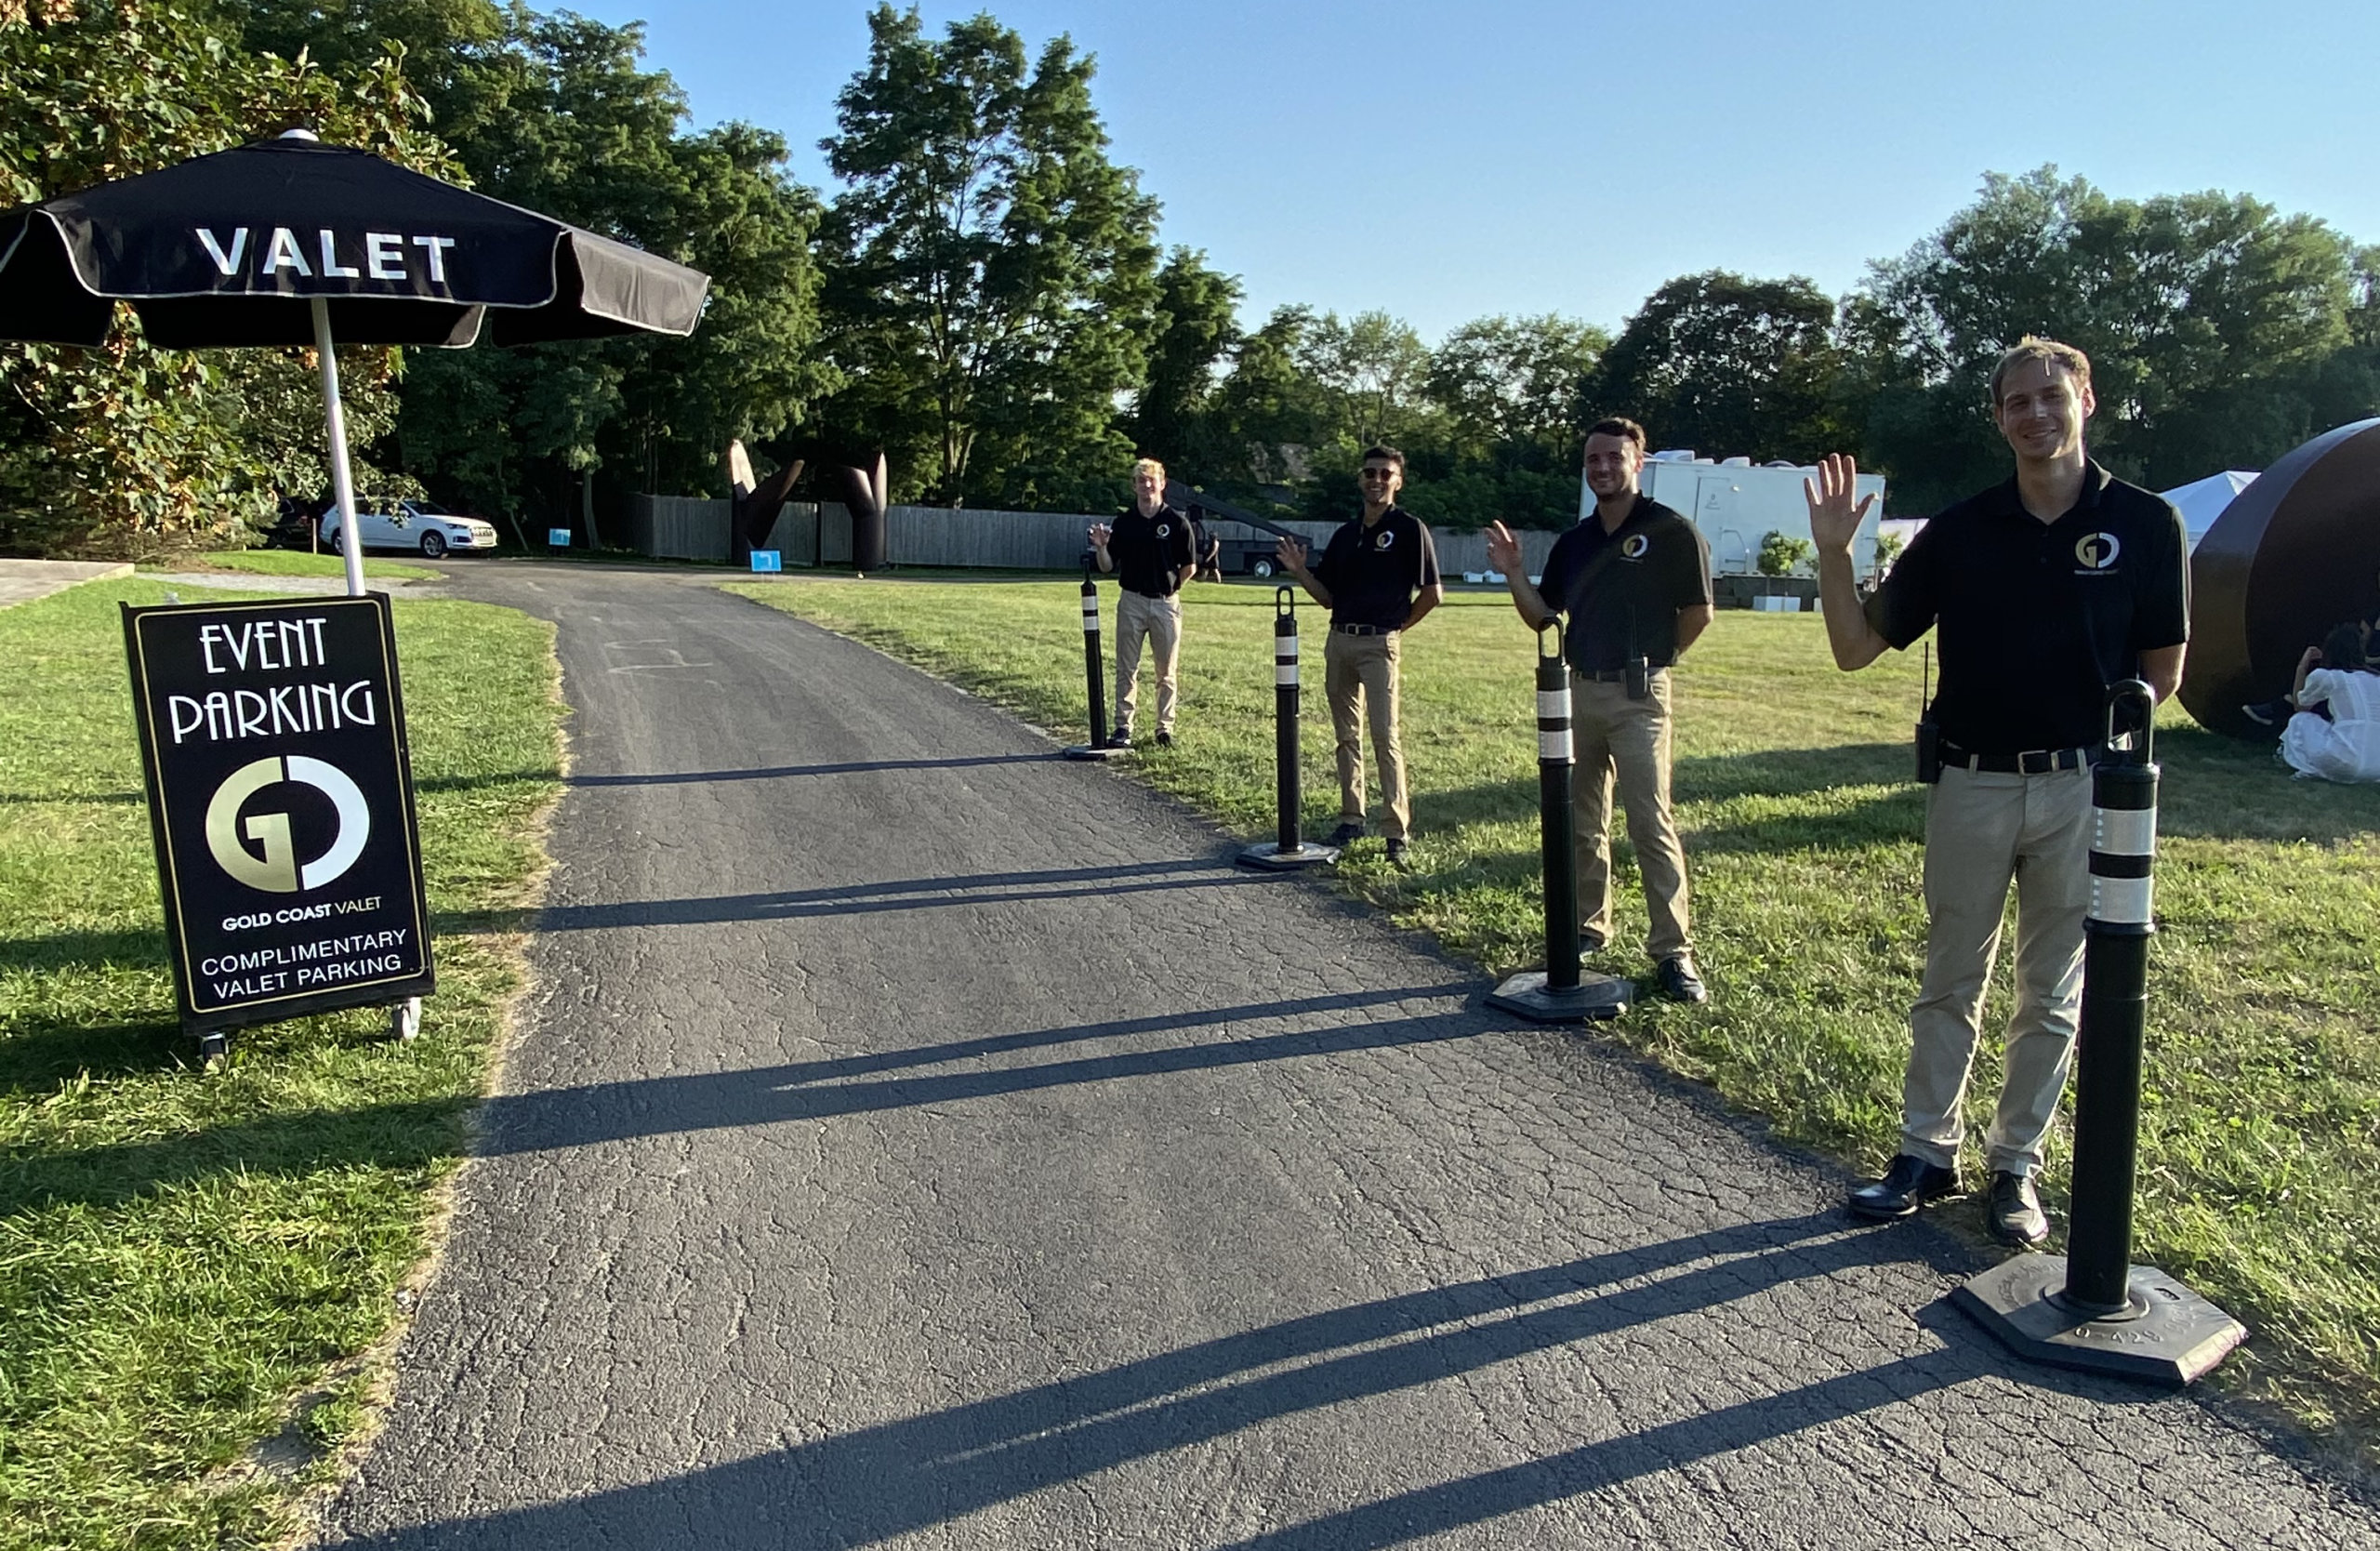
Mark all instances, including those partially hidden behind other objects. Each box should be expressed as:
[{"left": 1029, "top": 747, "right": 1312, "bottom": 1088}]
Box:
[{"left": 319, "top": 498, "right": 501, "bottom": 559}]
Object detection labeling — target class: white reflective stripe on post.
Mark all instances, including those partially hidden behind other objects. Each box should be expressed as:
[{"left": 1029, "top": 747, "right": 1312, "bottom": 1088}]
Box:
[
  {"left": 2094, "top": 806, "right": 2157, "bottom": 856},
  {"left": 1540, "top": 728, "right": 1572, "bottom": 762},
  {"left": 1537, "top": 689, "right": 1569, "bottom": 720},
  {"left": 1080, "top": 601, "right": 1100, "bottom": 632},
  {"left": 2090, "top": 875, "right": 2154, "bottom": 926},
  {"left": 1276, "top": 661, "right": 1299, "bottom": 686}
]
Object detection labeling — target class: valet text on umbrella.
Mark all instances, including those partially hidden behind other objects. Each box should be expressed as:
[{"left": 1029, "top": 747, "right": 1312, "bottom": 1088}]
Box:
[{"left": 194, "top": 227, "right": 457, "bottom": 285}]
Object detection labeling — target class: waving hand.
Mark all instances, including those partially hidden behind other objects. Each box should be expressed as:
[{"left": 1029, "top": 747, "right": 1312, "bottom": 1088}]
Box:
[{"left": 1804, "top": 454, "right": 1875, "bottom": 554}]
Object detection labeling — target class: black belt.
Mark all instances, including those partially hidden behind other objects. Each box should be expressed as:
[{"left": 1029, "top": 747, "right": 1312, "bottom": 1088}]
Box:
[
  {"left": 1128, "top": 589, "right": 1175, "bottom": 600},
  {"left": 1573, "top": 666, "right": 1668, "bottom": 683},
  {"left": 1331, "top": 622, "right": 1397, "bottom": 636},
  {"left": 1938, "top": 741, "right": 2092, "bottom": 775}
]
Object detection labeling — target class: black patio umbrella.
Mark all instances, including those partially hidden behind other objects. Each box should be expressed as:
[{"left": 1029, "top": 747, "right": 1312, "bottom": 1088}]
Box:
[{"left": 0, "top": 129, "right": 709, "bottom": 592}]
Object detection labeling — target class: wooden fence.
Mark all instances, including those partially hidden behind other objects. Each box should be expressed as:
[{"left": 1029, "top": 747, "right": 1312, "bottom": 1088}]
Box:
[{"left": 625, "top": 495, "right": 1561, "bottom": 579}]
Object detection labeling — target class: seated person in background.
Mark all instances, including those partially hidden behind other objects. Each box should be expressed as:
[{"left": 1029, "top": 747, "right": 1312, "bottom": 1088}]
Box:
[
  {"left": 2246, "top": 565, "right": 2380, "bottom": 727},
  {"left": 2281, "top": 621, "right": 2380, "bottom": 782}
]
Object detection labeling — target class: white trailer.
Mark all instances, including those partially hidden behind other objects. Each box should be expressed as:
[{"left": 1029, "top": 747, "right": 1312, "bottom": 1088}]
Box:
[{"left": 1586, "top": 452, "right": 1887, "bottom": 577}]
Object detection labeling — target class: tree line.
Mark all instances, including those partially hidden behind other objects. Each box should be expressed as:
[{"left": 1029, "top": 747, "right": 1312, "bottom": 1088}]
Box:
[{"left": 7, "top": 2, "right": 2378, "bottom": 555}]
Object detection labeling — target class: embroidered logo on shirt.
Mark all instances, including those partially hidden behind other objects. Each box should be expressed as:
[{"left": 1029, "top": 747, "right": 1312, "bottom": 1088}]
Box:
[
  {"left": 1620, "top": 535, "right": 1650, "bottom": 560},
  {"left": 1375, "top": 531, "right": 1395, "bottom": 550},
  {"left": 2075, "top": 532, "right": 2122, "bottom": 571},
  {"left": 1157, "top": 524, "right": 1170, "bottom": 537}
]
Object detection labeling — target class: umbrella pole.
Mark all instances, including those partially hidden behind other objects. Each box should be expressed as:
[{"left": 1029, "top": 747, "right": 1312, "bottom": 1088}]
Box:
[
  {"left": 311, "top": 298, "right": 366, "bottom": 600},
  {"left": 311, "top": 296, "right": 421, "bottom": 1042}
]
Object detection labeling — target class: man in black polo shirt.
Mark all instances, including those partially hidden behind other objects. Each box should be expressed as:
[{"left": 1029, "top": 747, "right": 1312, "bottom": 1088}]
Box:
[
  {"left": 1276, "top": 444, "right": 1444, "bottom": 868},
  {"left": 1809, "top": 337, "right": 2188, "bottom": 1248},
  {"left": 1089, "top": 457, "right": 1197, "bottom": 748},
  {"left": 1484, "top": 416, "right": 1713, "bottom": 1002}
]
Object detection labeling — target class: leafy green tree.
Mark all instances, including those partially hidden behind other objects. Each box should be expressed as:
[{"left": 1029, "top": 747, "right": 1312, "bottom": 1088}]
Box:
[
  {"left": 1126, "top": 246, "right": 1242, "bottom": 479},
  {"left": 1203, "top": 304, "right": 1329, "bottom": 488},
  {"left": 1293, "top": 308, "right": 1436, "bottom": 453},
  {"left": 1846, "top": 166, "right": 2367, "bottom": 509},
  {"left": 0, "top": 0, "right": 446, "bottom": 554},
  {"left": 817, "top": 4, "right": 1159, "bottom": 507},
  {"left": 385, "top": 9, "right": 832, "bottom": 526},
  {"left": 1585, "top": 270, "right": 1843, "bottom": 464},
  {"left": 1426, "top": 313, "right": 1607, "bottom": 470}
]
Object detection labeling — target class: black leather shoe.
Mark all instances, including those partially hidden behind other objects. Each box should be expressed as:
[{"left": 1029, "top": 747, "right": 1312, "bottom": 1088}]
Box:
[
  {"left": 1383, "top": 837, "right": 1410, "bottom": 869},
  {"left": 1656, "top": 953, "right": 1709, "bottom": 1003},
  {"left": 1579, "top": 931, "right": 1608, "bottom": 956},
  {"left": 1846, "top": 1155, "right": 1959, "bottom": 1221},
  {"left": 1326, "top": 821, "right": 1365, "bottom": 846},
  {"left": 1154, "top": 729, "right": 1173, "bottom": 748},
  {"left": 1988, "top": 1171, "right": 2049, "bottom": 1248},
  {"left": 1104, "top": 729, "right": 1132, "bottom": 749}
]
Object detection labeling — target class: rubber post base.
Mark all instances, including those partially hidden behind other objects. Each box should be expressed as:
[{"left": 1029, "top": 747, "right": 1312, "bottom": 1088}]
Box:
[
  {"left": 1950, "top": 1253, "right": 2247, "bottom": 1386},
  {"left": 1236, "top": 842, "right": 1340, "bottom": 870},
  {"left": 1486, "top": 969, "right": 1633, "bottom": 1023},
  {"left": 1061, "top": 744, "right": 1122, "bottom": 762}
]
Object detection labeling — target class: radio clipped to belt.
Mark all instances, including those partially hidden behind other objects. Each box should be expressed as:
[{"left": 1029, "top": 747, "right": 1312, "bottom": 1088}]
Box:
[{"left": 1914, "top": 640, "right": 1941, "bottom": 784}]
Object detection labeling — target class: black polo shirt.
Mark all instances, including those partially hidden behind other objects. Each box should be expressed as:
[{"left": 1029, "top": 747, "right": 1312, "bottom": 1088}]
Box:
[
  {"left": 1537, "top": 496, "right": 1713, "bottom": 671},
  {"left": 1107, "top": 503, "right": 1195, "bottom": 597},
  {"left": 1313, "top": 507, "right": 1440, "bottom": 630},
  {"left": 1867, "top": 461, "right": 2188, "bottom": 753}
]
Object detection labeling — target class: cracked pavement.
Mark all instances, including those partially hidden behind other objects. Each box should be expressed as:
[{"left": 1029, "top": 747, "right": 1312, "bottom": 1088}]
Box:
[{"left": 314, "top": 562, "right": 2380, "bottom": 1548}]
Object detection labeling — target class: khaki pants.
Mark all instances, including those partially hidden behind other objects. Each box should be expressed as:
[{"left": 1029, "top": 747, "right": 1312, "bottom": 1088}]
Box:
[
  {"left": 1901, "top": 763, "right": 2092, "bottom": 1176},
  {"left": 1324, "top": 629, "right": 1408, "bottom": 840},
  {"left": 1570, "top": 670, "right": 1692, "bottom": 961},
  {"left": 1114, "top": 591, "right": 1183, "bottom": 736}
]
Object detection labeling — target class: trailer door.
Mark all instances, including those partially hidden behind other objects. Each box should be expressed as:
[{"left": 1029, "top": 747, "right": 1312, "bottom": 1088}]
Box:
[{"left": 1695, "top": 473, "right": 1752, "bottom": 573}]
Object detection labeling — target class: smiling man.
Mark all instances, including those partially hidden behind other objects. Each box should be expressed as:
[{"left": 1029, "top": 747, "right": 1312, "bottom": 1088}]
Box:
[
  {"left": 1276, "top": 445, "right": 1443, "bottom": 868},
  {"left": 1484, "top": 416, "right": 1713, "bottom": 1001},
  {"left": 1806, "top": 337, "right": 2188, "bottom": 1249},
  {"left": 1090, "top": 457, "right": 1197, "bottom": 749}
]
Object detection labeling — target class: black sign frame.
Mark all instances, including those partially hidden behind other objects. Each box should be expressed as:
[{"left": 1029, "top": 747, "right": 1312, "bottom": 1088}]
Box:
[{"left": 123, "top": 592, "right": 434, "bottom": 1036}]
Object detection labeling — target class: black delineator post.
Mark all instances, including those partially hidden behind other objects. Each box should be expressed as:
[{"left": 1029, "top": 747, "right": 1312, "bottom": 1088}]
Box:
[
  {"left": 1952, "top": 680, "right": 2245, "bottom": 1385},
  {"left": 1240, "top": 587, "right": 1337, "bottom": 868},
  {"left": 1487, "top": 622, "right": 1631, "bottom": 1022},
  {"left": 1061, "top": 567, "right": 1118, "bottom": 762}
]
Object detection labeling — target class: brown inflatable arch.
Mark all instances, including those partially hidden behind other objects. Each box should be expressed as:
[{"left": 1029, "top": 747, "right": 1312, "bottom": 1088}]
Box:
[{"left": 2179, "top": 417, "right": 2380, "bottom": 737}]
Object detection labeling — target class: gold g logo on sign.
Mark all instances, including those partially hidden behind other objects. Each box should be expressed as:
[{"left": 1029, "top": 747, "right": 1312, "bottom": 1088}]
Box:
[{"left": 204, "top": 755, "right": 372, "bottom": 893}]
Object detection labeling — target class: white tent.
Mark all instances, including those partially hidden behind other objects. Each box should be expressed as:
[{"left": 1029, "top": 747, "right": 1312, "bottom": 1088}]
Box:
[{"left": 2161, "top": 470, "right": 2258, "bottom": 549}]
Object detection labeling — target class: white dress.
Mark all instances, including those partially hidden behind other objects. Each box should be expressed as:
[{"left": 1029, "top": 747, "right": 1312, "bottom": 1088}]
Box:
[{"left": 2280, "top": 667, "right": 2380, "bottom": 782}]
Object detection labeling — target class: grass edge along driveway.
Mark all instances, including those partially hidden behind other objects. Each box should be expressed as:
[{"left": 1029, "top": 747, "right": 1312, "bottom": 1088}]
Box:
[
  {"left": 733, "top": 574, "right": 2380, "bottom": 1465},
  {"left": 0, "top": 578, "right": 564, "bottom": 1551}
]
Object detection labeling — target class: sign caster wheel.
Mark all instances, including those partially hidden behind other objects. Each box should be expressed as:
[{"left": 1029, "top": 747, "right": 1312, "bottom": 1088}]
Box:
[
  {"left": 390, "top": 998, "right": 421, "bottom": 1041},
  {"left": 197, "top": 1031, "right": 229, "bottom": 1061}
]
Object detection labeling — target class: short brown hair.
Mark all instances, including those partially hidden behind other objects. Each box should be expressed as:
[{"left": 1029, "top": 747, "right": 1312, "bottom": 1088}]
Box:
[
  {"left": 1990, "top": 337, "right": 2092, "bottom": 405},
  {"left": 1584, "top": 417, "right": 1646, "bottom": 450},
  {"left": 1360, "top": 444, "right": 1405, "bottom": 471}
]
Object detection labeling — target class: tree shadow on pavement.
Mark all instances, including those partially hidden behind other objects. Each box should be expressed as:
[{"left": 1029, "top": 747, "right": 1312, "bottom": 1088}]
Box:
[
  {"left": 316, "top": 1219, "right": 2056, "bottom": 1550},
  {"left": 532, "top": 858, "right": 1286, "bottom": 933},
  {"left": 5, "top": 988, "right": 1485, "bottom": 1213},
  {"left": 562, "top": 751, "right": 1058, "bottom": 788}
]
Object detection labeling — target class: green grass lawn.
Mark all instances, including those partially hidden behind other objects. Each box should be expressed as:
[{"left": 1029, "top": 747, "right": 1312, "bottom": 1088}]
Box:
[
  {"left": 0, "top": 579, "right": 562, "bottom": 1550},
  {"left": 143, "top": 550, "right": 441, "bottom": 582},
  {"left": 734, "top": 574, "right": 2380, "bottom": 1445}
]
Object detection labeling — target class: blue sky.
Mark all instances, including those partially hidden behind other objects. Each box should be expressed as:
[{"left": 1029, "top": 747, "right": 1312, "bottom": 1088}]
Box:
[{"left": 569, "top": 0, "right": 2380, "bottom": 342}]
